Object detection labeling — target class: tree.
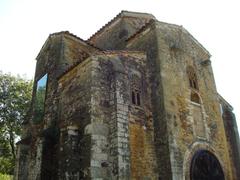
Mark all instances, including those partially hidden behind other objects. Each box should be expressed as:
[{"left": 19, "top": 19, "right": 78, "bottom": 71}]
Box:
[{"left": 0, "top": 72, "right": 32, "bottom": 174}]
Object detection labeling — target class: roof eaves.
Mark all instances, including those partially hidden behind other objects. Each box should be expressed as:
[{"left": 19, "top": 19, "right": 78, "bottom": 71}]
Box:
[
  {"left": 57, "top": 55, "right": 90, "bottom": 81},
  {"left": 36, "top": 35, "right": 51, "bottom": 60},
  {"left": 181, "top": 27, "right": 211, "bottom": 57},
  {"left": 156, "top": 21, "right": 211, "bottom": 57},
  {"left": 36, "top": 31, "right": 103, "bottom": 61},
  {"left": 218, "top": 93, "right": 233, "bottom": 110}
]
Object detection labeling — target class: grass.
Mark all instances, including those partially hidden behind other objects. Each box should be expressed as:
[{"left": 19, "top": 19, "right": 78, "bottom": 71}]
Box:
[{"left": 0, "top": 173, "right": 13, "bottom": 180}]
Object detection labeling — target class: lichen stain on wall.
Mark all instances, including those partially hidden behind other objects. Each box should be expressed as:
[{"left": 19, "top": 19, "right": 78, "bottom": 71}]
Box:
[{"left": 129, "top": 122, "right": 158, "bottom": 180}]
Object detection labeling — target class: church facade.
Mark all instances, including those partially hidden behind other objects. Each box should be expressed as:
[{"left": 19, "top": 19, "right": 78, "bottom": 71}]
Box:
[{"left": 15, "top": 11, "right": 240, "bottom": 180}]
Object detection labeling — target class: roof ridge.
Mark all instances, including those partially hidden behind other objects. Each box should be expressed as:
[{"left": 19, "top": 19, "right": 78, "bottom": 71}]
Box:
[
  {"left": 87, "top": 10, "right": 155, "bottom": 43},
  {"left": 181, "top": 27, "right": 211, "bottom": 56},
  {"left": 101, "top": 50, "right": 145, "bottom": 54},
  {"left": 51, "top": 31, "right": 102, "bottom": 51},
  {"left": 126, "top": 19, "right": 156, "bottom": 42},
  {"left": 121, "top": 10, "right": 156, "bottom": 18},
  {"left": 87, "top": 11, "right": 124, "bottom": 42}
]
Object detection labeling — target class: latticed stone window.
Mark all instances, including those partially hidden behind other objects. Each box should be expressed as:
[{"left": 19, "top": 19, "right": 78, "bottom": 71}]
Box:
[
  {"left": 131, "top": 89, "right": 141, "bottom": 106},
  {"left": 130, "top": 74, "right": 142, "bottom": 106},
  {"left": 187, "top": 66, "right": 199, "bottom": 90}
]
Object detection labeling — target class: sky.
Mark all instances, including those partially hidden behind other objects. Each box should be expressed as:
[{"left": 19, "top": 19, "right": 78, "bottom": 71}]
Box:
[{"left": 0, "top": 0, "right": 239, "bottom": 133}]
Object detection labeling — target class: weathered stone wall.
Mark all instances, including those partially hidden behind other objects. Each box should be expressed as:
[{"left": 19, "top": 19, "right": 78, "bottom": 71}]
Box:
[
  {"left": 127, "top": 23, "right": 173, "bottom": 180},
  {"left": 154, "top": 22, "right": 233, "bottom": 180},
  {"left": 16, "top": 32, "right": 99, "bottom": 180},
  {"left": 125, "top": 54, "right": 158, "bottom": 180},
  {"left": 220, "top": 97, "right": 240, "bottom": 179},
  {"left": 26, "top": 34, "right": 64, "bottom": 180},
  {"left": 58, "top": 58, "right": 93, "bottom": 179},
  {"left": 107, "top": 54, "right": 131, "bottom": 179},
  {"left": 57, "top": 52, "right": 158, "bottom": 179},
  {"left": 126, "top": 20, "right": 235, "bottom": 180},
  {"left": 106, "top": 52, "right": 158, "bottom": 179},
  {"left": 58, "top": 54, "right": 130, "bottom": 179}
]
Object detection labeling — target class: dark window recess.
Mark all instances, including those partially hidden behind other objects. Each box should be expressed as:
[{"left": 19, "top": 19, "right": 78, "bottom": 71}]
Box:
[
  {"left": 187, "top": 66, "right": 199, "bottom": 90},
  {"left": 132, "top": 90, "right": 141, "bottom": 106},
  {"left": 189, "top": 79, "right": 193, "bottom": 88},
  {"left": 132, "top": 91, "right": 136, "bottom": 105},
  {"left": 193, "top": 81, "right": 197, "bottom": 89},
  {"left": 136, "top": 92, "right": 141, "bottom": 106}
]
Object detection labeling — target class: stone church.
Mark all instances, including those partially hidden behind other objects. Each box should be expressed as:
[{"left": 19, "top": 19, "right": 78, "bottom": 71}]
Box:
[{"left": 15, "top": 11, "right": 240, "bottom": 180}]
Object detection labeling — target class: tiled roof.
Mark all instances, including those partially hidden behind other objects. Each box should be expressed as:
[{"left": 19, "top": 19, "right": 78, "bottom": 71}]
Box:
[
  {"left": 51, "top": 31, "right": 102, "bottom": 51},
  {"left": 126, "top": 19, "right": 156, "bottom": 43},
  {"left": 36, "top": 31, "right": 102, "bottom": 60},
  {"left": 101, "top": 50, "right": 145, "bottom": 55},
  {"left": 87, "top": 11, "right": 123, "bottom": 42},
  {"left": 87, "top": 10, "right": 155, "bottom": 43}
]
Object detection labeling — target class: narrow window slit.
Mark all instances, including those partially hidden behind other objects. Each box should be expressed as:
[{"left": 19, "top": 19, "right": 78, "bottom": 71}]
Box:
[
  {"left": 136, "top": 92, "right": 141, "bottom": 106},
  {"left": 132, "top": 91, "right": 136, "bottom": 105}
]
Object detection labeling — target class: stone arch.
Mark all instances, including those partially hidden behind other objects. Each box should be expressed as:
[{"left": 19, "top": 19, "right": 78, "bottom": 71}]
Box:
[
  {"left": 190, "top": 150, "right": 224, "bottom": 180},
  {"left": 183, "top": 142, "right": 226, "bottom": 180},
  {"left": 190, "top": 91, "right": 201, "bottom": 104}
]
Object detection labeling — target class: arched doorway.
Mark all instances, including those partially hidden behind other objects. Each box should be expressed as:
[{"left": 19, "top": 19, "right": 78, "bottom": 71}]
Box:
[{"left": 190, "top": 150, "right": 225, "bottom": 180}]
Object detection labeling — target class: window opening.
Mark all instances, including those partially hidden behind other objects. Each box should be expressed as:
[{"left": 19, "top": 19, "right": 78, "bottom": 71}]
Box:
[
  {"left": 191, "top": 92, "right": 200, "bottom": 104},
  {"left": 187, "top": 66, "right": 199, "bottom": 90},
  {"left": 34, "top": 74, "right": 48, "bottom": 124},
  {"left": 136, "top": 92, "right": 141, "bottom": 106},
  {"left": 130, "top": 74, "right": 142, "bottom": 107},
  {"left": 131, "top": 89, "right": 141, "bottom": 106},
  {"left": 132, "top": 91, "right": 136, "bottom": 105}
]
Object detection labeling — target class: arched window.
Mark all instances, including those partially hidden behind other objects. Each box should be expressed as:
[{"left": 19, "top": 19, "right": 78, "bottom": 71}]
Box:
[
  {"left": 130, "top": 74, "right": 141, "bottom": 106},
  {"left": 187, "top": 66, "right": 199, "bottom": 90},
  {"left": 191, "top": 92, "right": 200, "bottom": 104},
  {"left": 131, "top": 89, "right": 141, "bottom": 106}
]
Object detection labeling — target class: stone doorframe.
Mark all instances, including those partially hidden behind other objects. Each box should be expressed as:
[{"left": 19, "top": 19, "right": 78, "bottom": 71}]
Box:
[{"left": 182, "top": 141, "right": 226, "bottom": 180}]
